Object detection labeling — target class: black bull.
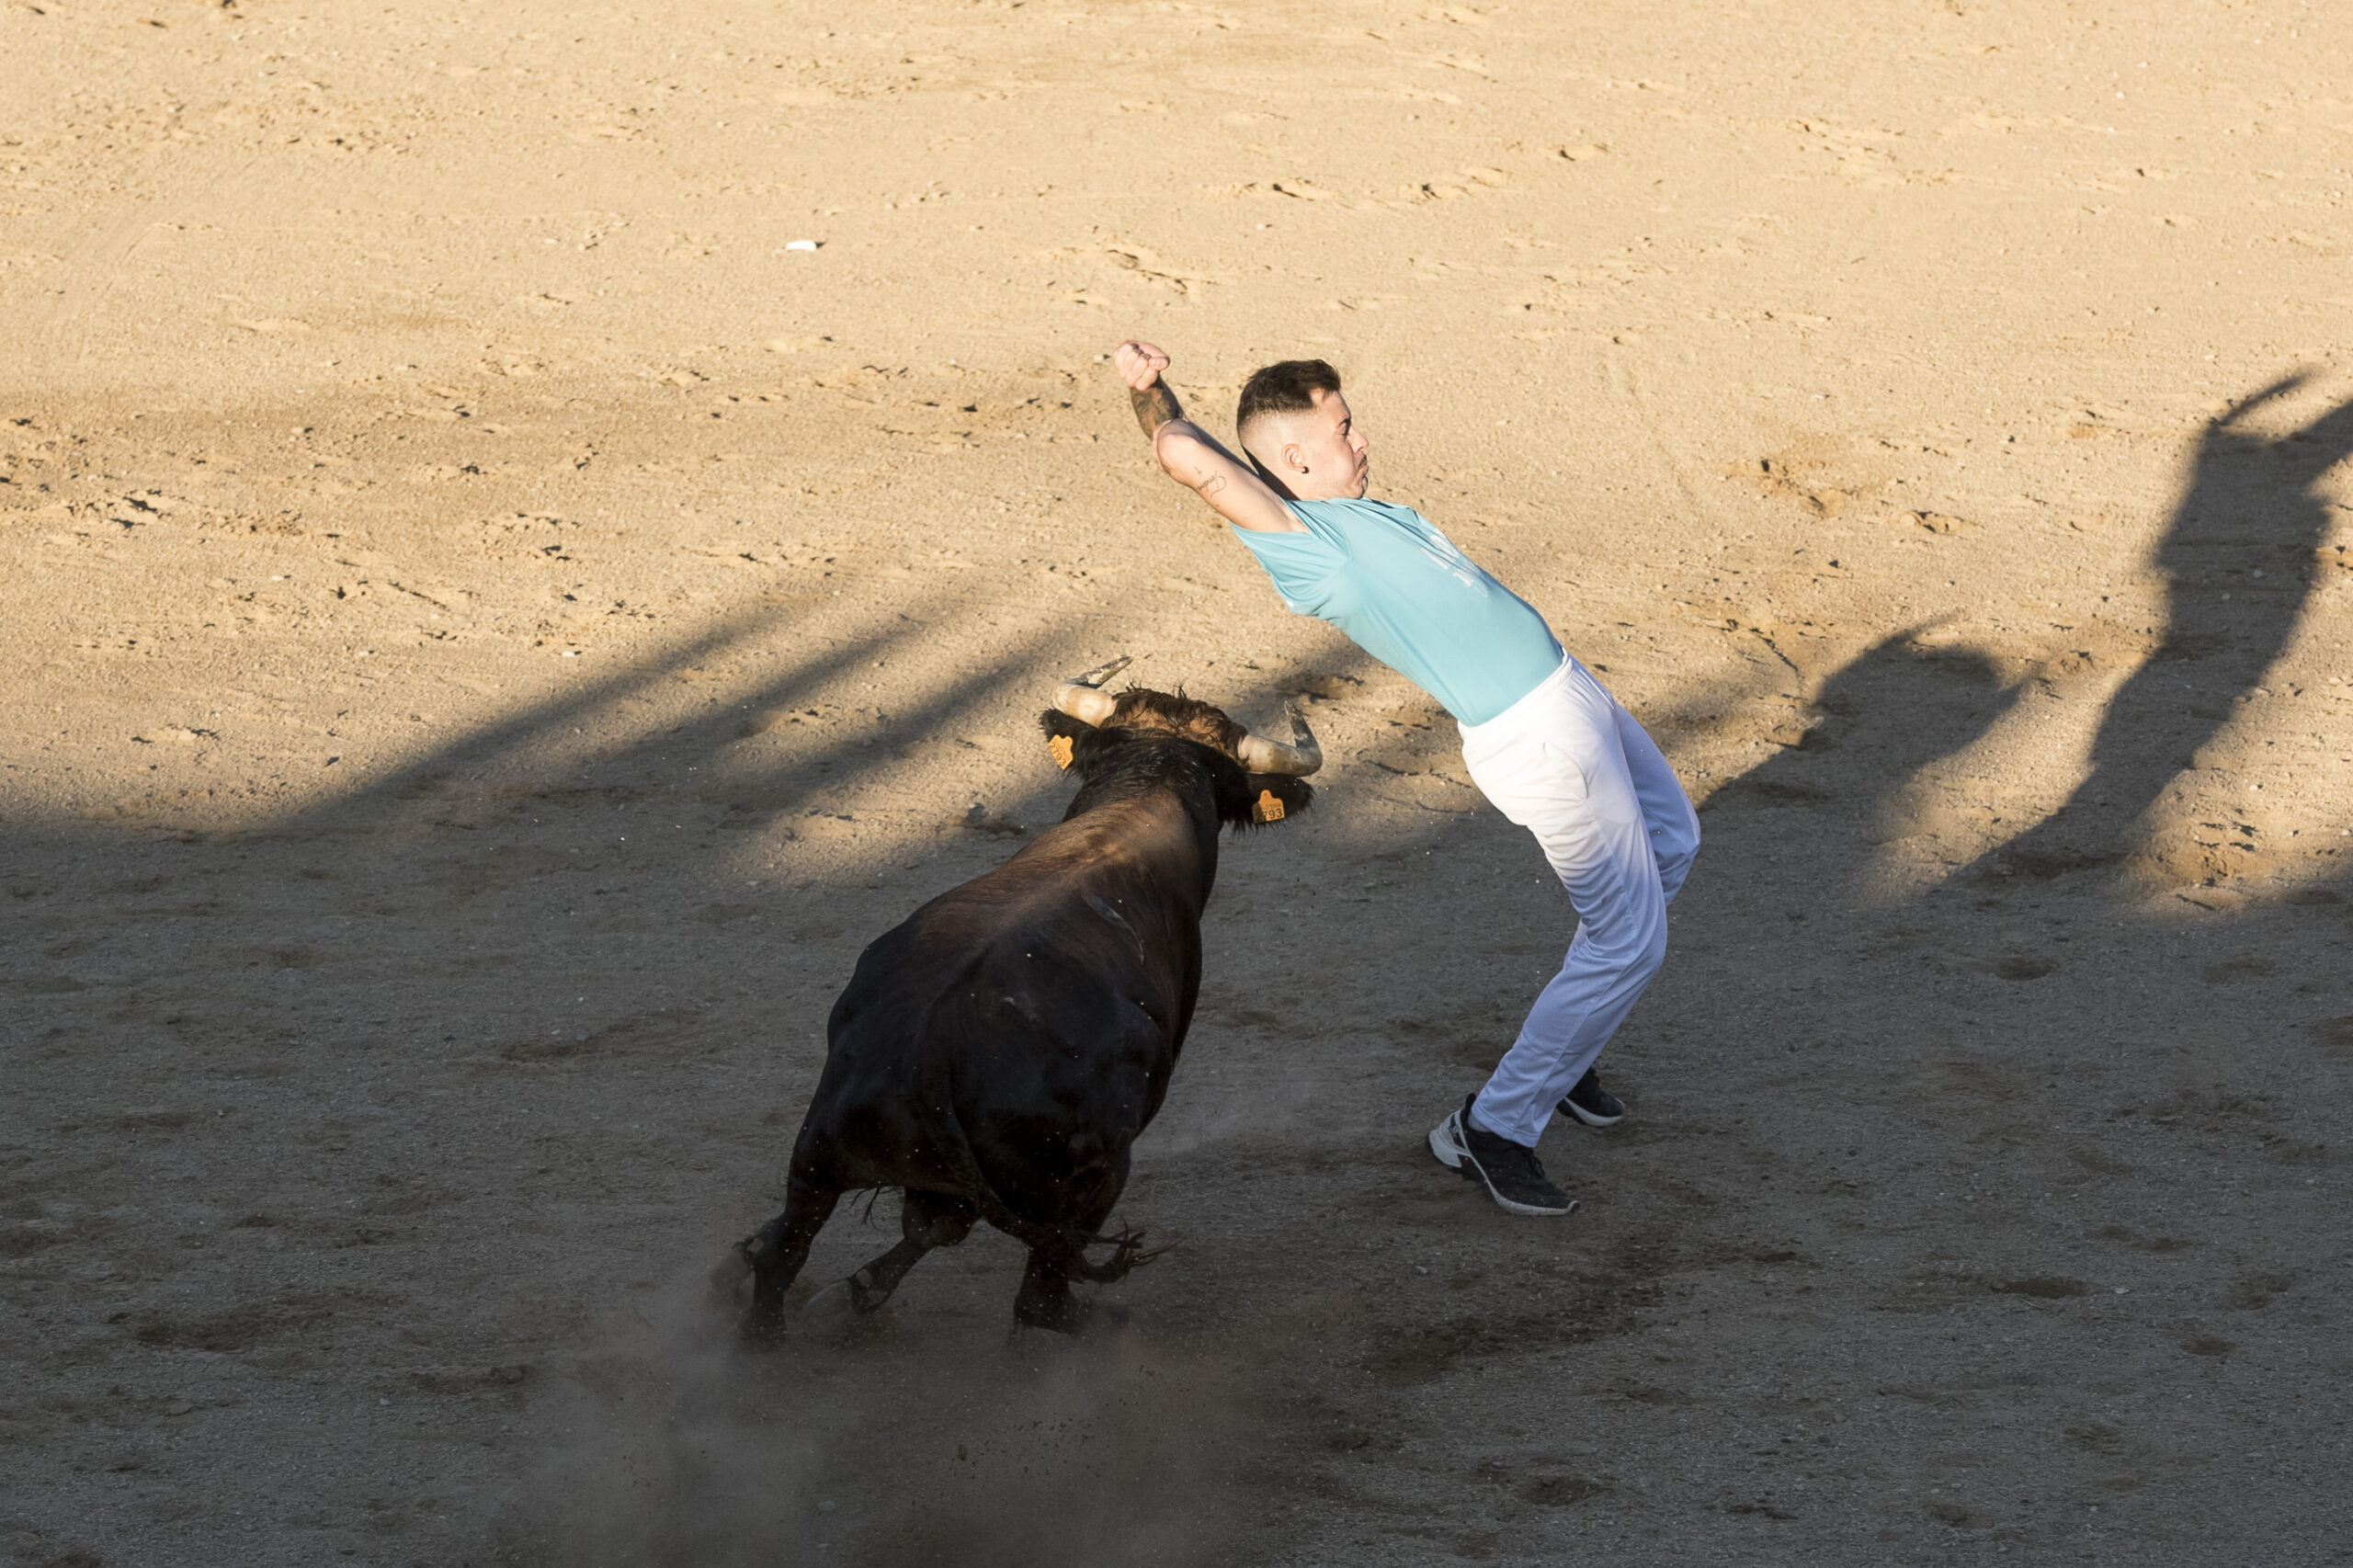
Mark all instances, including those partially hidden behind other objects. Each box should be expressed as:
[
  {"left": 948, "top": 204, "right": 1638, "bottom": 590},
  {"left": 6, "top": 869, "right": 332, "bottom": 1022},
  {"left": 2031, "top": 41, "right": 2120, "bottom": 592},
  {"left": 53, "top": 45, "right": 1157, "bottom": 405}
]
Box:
[{"left": 734, "top": 669, "right": 1322, "bottom": 1334}]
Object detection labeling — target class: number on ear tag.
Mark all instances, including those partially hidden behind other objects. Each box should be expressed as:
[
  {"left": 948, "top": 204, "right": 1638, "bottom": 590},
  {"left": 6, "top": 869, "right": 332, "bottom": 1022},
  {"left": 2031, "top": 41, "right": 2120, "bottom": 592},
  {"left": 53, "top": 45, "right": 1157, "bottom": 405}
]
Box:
[
  {"left": 1048, "top": 734, "right": 1075, "bottom": 769},
  {"left": 1252, "top": 789, "right": 1286, "bottom": 824}
]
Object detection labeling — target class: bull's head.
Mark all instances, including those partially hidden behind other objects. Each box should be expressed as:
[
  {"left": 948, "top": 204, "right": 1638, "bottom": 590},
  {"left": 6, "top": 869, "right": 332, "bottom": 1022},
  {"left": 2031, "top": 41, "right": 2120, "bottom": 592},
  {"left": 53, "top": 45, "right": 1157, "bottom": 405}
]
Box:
[{"left": 1040, "top": 655, "right": 1321, "bottom": 828}]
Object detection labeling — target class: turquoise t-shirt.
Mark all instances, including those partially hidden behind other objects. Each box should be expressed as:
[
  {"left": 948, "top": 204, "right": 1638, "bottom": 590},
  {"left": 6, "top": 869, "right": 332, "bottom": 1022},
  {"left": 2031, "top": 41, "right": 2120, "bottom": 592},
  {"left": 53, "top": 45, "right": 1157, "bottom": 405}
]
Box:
[{"left": 1230, "top": 498, "right": 1563, "bottom": 725}]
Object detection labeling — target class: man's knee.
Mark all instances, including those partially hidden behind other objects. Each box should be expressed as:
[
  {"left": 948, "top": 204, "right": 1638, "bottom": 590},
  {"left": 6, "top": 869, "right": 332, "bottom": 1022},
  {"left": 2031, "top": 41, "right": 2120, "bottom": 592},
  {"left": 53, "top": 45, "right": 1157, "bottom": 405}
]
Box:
[
  {"left": 1661, "top": 797, "right": 1700, "bottom": 858},
  {"left": 1656, "top": 842, "right": 1698, "bottom": 903},
  {"left": 1575, "top": 885, "right": 1671, "bottom": 977},
  {"left": 1631, "top": 911, "right": 1669, "bottom": 979},
  {"left": 1583, "top": 916, "right": 1668, "bottom": 995},
  {"left": 1653, "top": 812, "right": 1699, "bottom": 902}
]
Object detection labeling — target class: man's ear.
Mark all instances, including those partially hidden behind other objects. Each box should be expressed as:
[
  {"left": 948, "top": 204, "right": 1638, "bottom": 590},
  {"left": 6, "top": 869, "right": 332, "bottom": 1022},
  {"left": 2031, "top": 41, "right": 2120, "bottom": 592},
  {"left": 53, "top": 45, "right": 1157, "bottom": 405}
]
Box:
[
  {"left": 1244, "top": 446, "right": 1298, "bottom": 502},
  {"left": 1039, "top": 709, "right": 1097, "bottom": 771},
  {"left": 1242, "top": 774, "right": 1315, "bottom": 825}
]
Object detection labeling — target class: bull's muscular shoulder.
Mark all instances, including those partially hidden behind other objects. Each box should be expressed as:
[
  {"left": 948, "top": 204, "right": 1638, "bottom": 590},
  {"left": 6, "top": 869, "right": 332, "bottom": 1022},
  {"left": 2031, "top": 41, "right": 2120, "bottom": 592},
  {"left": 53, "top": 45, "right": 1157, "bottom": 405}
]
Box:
[
  {"left": 1016, "top": 796, "right": 1206, "bottom": 873},
  {"left": 888, "top": 801, "right": 1208, "bottom": 953},
  {"left": 951, "top": 813, "right": 1201, "bottom": 921},
  {"left": 839, "top": 791, "right": 1209, "bottom": 992}
]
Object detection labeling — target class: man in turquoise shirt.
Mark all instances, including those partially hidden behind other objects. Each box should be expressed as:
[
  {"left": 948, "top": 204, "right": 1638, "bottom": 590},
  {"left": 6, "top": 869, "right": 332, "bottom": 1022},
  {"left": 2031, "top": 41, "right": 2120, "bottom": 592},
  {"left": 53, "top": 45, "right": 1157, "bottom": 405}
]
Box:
[{"left": 1111, "top": 341, "right": 1699, "bottom": 1216}]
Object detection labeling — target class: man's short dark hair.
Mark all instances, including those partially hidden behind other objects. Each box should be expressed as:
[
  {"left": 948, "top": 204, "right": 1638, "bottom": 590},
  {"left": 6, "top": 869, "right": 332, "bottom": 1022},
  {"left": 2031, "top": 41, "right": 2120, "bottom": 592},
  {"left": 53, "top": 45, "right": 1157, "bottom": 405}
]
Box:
[{"left": 1236, "top": 358, "right": 1342, "bottom": 444}]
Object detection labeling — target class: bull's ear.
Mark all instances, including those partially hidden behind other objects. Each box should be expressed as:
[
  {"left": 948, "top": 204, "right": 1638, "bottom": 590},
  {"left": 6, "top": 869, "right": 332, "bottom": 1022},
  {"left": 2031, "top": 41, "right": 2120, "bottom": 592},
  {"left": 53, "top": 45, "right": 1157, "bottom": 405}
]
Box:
[
  {"left": 1040, "top": 709, "right": 1097, "bottom": 771},
  {"left": 1243, "top": 774, "right": 1314, "bottom": 825}
]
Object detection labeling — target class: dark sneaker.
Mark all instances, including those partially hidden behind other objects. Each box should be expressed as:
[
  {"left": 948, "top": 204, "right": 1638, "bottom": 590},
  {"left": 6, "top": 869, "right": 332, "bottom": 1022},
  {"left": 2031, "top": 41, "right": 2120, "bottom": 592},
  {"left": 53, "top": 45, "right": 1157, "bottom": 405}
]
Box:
[
  {"left": 1558, "top": 1067, "right": 1624, "bottom": 1128},
  {"left": 1427, "top": 1096, "right": 1577, "bottom": 1216}
]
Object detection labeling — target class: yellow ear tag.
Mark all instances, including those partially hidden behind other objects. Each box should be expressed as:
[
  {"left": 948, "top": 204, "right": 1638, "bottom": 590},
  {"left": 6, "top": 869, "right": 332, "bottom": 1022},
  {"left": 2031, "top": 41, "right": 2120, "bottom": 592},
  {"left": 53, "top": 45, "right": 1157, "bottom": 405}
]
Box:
[
  {"left": 1048, "top": 734, "right": 1075, "bottom": 770},
  {"left": 1252, "top": 789, "right": 1286, "bottom": 824}
]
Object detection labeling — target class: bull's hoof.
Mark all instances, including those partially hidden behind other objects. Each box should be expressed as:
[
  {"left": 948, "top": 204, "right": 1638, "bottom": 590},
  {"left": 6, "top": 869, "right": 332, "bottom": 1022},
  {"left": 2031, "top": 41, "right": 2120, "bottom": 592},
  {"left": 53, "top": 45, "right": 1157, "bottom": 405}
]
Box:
[
  {"left": 739, "top": 1303, "right": 788, "bottom": 1347},
  {"left": 1012, "top": 1291, "right": 1089, "bottom": 1335},
  {"left": 845, "top": 1267, "right": 895, "bottom": 1316},
  {"left": 708, "top": 1246, "right": 754, "bottom": 1308},
  {"left": 1010, "top": 1301, "right": 1130, "bottom": 1338},
  {"left": 1082, "top": 1301, "right": 1131, "bottom": 1335}
]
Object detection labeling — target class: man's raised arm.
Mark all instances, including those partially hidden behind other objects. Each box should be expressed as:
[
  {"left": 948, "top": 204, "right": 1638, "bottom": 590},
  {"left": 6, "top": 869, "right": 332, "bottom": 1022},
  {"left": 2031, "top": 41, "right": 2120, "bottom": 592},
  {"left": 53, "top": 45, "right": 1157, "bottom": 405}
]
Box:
[{"left": 1111, "top": 340, "right": 1302, "bottom": 534}]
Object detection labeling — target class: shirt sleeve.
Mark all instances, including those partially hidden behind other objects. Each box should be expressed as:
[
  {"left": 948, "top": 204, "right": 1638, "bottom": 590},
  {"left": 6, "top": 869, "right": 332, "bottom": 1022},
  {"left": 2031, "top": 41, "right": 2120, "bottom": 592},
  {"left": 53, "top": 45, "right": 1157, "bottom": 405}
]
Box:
[{"left": 1230, "top": 519, "right": 1345, "bottom": 615}]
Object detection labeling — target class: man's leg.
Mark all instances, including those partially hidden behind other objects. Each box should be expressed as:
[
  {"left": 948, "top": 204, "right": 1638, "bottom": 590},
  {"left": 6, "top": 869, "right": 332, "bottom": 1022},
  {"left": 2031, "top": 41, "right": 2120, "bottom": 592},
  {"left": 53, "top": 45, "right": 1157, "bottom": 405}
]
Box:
[
  {"left": 1613, "top": 697, "right": 1700, "bottom": 904},
  {"left": 1463, "top": 668, "right": 1676, "bottom": 1148}
]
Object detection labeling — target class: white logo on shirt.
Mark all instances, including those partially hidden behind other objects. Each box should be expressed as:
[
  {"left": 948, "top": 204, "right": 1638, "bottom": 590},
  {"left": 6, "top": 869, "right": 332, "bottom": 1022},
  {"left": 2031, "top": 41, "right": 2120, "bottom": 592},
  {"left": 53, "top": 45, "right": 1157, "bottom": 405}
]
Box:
[{"left": 1415, "top": 530, "right": 1488, "bottom": 594}]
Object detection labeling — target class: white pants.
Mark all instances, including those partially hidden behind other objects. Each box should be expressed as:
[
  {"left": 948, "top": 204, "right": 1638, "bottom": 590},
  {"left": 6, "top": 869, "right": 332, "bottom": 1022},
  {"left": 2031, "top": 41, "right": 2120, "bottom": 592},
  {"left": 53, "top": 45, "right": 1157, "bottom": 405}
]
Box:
[{"left": 1458, "top": 657, "right": 1699, "bottom": 1147}]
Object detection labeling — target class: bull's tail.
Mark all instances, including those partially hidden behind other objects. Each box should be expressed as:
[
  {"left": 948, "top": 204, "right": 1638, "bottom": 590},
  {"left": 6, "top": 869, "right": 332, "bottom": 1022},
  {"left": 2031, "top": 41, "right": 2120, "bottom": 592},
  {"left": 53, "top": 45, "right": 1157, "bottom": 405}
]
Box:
[{"left": 1067, "top": 1224, "right": 1175, "bottom": 1283}]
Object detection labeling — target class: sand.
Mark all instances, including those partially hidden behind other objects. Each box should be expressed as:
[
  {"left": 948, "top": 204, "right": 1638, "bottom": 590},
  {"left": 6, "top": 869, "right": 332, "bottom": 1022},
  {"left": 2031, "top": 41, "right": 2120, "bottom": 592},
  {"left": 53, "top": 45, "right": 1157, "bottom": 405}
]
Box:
[{"left": 4, "top": 0, "right": 2351, "bottom": 1562}]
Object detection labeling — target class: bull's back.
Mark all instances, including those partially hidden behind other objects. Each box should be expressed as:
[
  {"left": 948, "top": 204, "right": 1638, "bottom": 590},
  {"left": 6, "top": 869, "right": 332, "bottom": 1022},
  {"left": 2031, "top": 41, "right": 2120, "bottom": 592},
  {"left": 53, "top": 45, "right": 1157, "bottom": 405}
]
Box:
[{"left": 797, "top": 851, "right": 1202, "bottom": 1192}]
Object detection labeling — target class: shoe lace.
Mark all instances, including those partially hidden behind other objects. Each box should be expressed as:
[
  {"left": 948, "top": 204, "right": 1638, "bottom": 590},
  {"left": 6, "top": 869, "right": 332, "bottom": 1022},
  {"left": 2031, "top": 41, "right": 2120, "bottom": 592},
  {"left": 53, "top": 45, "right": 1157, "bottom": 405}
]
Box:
[{"left": 1491, "top": 1141, "right": 1553, "bottom": 1186}]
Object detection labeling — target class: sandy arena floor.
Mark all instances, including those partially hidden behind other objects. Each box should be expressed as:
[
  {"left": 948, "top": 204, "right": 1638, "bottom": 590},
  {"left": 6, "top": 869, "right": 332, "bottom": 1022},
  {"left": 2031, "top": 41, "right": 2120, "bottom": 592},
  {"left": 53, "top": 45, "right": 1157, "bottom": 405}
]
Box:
[{"left": 5, "top": 1, "right": 2351, "bottom": 1563}]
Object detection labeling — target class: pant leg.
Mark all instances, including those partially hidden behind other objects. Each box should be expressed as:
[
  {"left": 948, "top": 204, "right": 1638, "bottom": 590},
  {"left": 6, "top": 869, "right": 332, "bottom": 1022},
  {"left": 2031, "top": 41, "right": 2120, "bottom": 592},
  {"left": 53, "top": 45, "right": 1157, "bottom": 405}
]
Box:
[
  {"left": 1462, "top": 665, "right": 1684, "bottom": 1147},
  {"left": 1613, "top": 697, "right": 1700, "bottom": 903}
]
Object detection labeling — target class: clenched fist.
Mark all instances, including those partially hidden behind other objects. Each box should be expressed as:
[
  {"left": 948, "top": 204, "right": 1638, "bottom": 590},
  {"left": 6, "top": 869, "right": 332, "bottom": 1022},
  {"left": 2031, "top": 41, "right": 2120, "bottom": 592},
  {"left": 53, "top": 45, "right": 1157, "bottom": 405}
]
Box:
[{"left": 1112, "top": 340, "right": 1170, "bottom": 392}]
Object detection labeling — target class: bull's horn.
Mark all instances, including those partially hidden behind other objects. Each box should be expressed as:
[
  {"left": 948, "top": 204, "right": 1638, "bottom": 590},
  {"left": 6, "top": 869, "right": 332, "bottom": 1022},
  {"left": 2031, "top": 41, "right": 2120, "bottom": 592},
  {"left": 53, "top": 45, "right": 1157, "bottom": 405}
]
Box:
[
  {"left": 1236, "top": 699, "right": 1323, "bottom": 777},
  {"left": 1068, "top": 655, "right": 1132, "bottom": 688},
  {"left": 1051, "top": 655, "right": 1131, "bottom": 725}
]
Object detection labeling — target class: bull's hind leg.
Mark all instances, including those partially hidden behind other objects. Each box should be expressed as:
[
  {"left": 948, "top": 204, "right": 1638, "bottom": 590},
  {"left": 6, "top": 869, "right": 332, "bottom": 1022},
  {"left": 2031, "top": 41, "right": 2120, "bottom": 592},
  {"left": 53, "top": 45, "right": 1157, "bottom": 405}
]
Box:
[
  {"left": 1013, "top": 1244, "right": 1086, "bottom": 1333},
  {"left": 1009, "top": 1165, "right": 1162, "bottom": 1333},
  {"left": 1013, "top": 1233, "right": 1162, "bottom": 1331},
  {"left": 739, "top": 1176, "right": 839, "bottom": 1339},
  {"left": 847, "top": 1188, "right": 977, "bottom": 1314},
  {"left": 1012, "top": 1181, "right": 1117, "bottom": 1334}
]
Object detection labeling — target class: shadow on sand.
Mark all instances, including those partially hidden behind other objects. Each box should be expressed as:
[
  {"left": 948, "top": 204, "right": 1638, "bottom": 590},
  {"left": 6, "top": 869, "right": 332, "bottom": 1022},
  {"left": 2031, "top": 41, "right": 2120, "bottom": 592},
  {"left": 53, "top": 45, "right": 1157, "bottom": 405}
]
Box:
[
  {"left": 6, "top": 376, "right": 2349, "bottom": 1567},
  {"left": 0, "top": 585, "right": 1351, "bottom": 1568},
  {"left": 1979, "top": 373, "right": 2353, "bottom": 887}
]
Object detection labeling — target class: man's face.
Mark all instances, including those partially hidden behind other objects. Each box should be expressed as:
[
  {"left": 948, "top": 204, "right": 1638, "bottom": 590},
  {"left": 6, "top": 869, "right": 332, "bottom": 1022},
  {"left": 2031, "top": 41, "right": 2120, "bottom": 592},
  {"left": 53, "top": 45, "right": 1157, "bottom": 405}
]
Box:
[{"left": 1271, "top": 388, "right": 1370, "bottom": 501}]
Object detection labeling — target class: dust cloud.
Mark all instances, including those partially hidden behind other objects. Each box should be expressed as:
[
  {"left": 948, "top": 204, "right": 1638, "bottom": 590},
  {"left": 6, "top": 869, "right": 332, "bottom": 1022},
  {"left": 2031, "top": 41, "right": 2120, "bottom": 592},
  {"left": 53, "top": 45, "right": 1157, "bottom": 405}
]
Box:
[{"left": 505, "top": 1215, "right": 1260, "bottom": 1568}]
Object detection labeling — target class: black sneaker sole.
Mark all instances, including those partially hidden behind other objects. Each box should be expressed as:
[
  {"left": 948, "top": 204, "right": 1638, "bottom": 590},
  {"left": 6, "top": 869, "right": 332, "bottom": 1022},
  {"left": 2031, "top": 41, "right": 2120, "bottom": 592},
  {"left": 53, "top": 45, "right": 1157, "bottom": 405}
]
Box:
[
  {"left": 1459, "top": 1150, "right": 1578, "bottom": 1215},
  {"left": 1559, "top": 1096, "right": 1623, "bottom": 1128}
]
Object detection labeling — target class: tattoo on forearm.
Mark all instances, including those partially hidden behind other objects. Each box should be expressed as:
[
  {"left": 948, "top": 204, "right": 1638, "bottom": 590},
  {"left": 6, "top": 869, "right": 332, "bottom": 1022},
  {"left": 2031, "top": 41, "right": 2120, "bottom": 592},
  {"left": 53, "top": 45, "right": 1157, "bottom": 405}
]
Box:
[
  {"left": 1131, "top": 380, "right": 1184, "bottom": 437},
  {"left": 1200, "top": 473, "right": 1226, "bottom": 496}
]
